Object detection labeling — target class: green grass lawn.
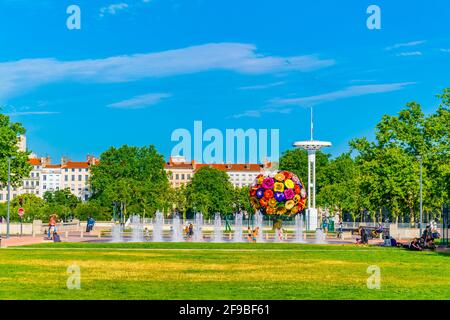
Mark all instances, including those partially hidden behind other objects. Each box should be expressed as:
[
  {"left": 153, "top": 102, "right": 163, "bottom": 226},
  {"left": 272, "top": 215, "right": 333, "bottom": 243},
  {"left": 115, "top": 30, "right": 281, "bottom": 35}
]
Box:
[{"left": 0, "top": 242, "right": 448, "bottom": 300}]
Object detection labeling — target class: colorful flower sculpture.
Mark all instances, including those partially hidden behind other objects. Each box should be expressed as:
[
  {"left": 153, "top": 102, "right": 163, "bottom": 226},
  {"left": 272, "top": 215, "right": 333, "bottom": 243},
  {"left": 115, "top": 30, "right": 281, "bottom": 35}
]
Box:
[{"left": 249, "top": 171, "right": 307, "bottom": 216}]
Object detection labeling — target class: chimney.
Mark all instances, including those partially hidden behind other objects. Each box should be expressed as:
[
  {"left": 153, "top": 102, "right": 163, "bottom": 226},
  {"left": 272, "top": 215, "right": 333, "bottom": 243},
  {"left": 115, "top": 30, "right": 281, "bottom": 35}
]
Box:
[
  {"left": 87, "top": 155, "right": 98, "bottom": 165},
  {"left": 41, "top": 156, "right": 51, "bottom": 166},
  {"left": 61, "top": 156, "right": 69, "bottom": 166}
]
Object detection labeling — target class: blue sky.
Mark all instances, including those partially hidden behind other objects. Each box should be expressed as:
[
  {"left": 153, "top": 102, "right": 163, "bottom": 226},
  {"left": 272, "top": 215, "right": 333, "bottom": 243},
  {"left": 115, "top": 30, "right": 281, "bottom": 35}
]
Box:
[{"left": 0, "top": 0, "right": 449, "bottom": 163}]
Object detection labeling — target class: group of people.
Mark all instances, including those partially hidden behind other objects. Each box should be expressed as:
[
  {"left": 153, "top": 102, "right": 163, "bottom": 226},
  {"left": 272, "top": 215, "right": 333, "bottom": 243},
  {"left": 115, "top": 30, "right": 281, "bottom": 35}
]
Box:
[
  {"left": 45, "top": 215, "right": 96, "bottom": 242},
  {"left": 357, "top": 223, "right": 386, "bottom": 245},
  {"left": 405, "top": 221, "right": 440, "bottom": 251},
  {"left": 184, "top": 223, "right": 194, "bottom": 239},
  {"left": 46, "top": 214, "right": 61, "bottom": 242},
  {"left": 247, "top": 227, "right": 260, "bottom": 243}
]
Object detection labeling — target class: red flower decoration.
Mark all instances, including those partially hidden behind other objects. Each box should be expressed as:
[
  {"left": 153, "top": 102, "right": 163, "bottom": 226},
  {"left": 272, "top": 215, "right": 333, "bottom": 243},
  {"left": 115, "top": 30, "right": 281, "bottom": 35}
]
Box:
[
  {"left": 282, "top": 171, "right": 293, "bottom": 180},
  {"left": 260, "top": 198, "right": 268, "bottom": 207},
  {"left": 264, "top": 189, "right": 274, "bottom": 199}
]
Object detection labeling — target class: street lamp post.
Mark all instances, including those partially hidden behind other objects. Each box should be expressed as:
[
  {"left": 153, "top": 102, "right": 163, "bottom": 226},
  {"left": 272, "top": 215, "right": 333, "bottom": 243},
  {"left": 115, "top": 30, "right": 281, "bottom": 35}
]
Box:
[
  {"left": 417, "top": 156, "right": 423, "bottom": 236},
  {"left": 293, "top": 107, "right": 332, "bottom": 231},
  {"left": 6, "top": 156, "right": 15, "bottom": 239}
]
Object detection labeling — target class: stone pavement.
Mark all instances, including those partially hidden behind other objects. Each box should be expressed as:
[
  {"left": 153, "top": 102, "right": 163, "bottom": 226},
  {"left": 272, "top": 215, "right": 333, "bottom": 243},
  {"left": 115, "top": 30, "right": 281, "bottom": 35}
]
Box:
[{"left": 0, "top": 235, "right": 47, "bottom": 248}]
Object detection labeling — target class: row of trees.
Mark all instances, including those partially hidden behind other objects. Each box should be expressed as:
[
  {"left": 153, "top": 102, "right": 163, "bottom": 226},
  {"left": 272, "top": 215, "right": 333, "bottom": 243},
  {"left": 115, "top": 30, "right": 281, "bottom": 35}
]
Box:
[
  {"left": 0, "top": 189, "right": 111, "bottom": 223},
  {"left": 89, "top": 146, "right": 251, "bottom": 219},
  {"left": 1, "top": 90, "right": 449, "bottom": 223},
  {"left": 279, "top": 90, "right": 450, "bottom": 223}
]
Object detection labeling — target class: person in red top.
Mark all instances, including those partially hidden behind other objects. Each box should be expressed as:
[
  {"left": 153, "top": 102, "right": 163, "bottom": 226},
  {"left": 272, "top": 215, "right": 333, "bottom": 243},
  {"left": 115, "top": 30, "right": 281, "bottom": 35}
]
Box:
[{"left": 48, "top": 215, "right": 57, "bottom": 240}]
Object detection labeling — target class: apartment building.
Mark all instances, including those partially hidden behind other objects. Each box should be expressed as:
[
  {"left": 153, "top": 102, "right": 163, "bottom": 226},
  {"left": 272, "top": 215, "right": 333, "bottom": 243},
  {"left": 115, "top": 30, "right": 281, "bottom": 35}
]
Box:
[
  {"left": 164, "top": 156, "right": 195, "bottom": 187},
  {"left": 196, "top": 163, "right": 263, "bottom": 188},
  {"left": 164, "top": 156, "right": 267, "bottom": 188},
  {"left": 0, "top": 155, "right": 98, "bottom": 203}
]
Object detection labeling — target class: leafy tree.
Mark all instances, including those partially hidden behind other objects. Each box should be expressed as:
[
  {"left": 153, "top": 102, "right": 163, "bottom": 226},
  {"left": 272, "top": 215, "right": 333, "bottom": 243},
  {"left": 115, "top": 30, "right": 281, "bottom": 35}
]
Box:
[
  {"left": 318, "top": 153, "right": 366, "bottom": 221},
  {"left": 43, "top": 188, "right": 81, "bottom": 221},
  {"left": 279, "top": 148, "right": 330, "bottom": 194},
  {"left": 0, "top": 112, "right": 31, "bottom": 186},
  {"left": 73, "top": 201, "right": 110, "bottom": 221},
  {"left": 186, "top": 167, "right": 234, "bottom": 218},
  {"left": 44, "top": 188, "right": 80, "bottom": 208},
  {"left": 10, "top": 193, "right": 47, "bottom": 222},
  {"left": 350, "top": 90, "right": 450, "bottom": 223},
  {"left": 233, "top": 186, "right": 253, "bottom": 214},
  {"left": 167, "top": 185, "right": 188, "bottom": 218},
  {"left": 90, "top": 145, "right": 169, "bottom": 218}
]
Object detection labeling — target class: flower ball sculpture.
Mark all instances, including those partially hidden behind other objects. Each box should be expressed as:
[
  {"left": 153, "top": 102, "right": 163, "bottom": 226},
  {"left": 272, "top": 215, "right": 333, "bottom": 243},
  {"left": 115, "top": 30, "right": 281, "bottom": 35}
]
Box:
[{"left": 249, "top": 171, "right": 307, "bottom": 216}]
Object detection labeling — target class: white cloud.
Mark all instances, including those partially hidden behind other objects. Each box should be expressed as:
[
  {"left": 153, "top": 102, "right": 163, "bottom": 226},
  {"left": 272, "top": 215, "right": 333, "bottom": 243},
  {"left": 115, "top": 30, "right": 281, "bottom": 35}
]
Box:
[
  {"left": 395, "top": 51, "right": 422, "bottom": 57},
  {"left": 385, "top": 40, "right": 426, "bottom": 51},
  {"left": 238, "top": 81, "right": 285, "bottom": 90},
  {"left": 108, "top": 93, "right": 171, "bottom": 109},
  {"left": 0, "top": 43, "right": 335, "bottom": 100},
  {"left": 99, "top": 3, "right": 129, "bottom": 17},
  {"left": 230, "top": 107, "right": 292, "bottom": 119},
  {"left": 6, "top": 111, "right": 60, "bottom": 117},
  {"left": 272, "top": 82, "right": 416, "bottom": 107}
]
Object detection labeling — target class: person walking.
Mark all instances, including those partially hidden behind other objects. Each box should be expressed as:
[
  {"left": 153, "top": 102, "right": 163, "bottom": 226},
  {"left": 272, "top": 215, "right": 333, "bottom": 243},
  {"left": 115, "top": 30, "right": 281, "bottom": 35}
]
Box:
[{"left": 322, "top": 217, "right": 329, "bottom": 236}]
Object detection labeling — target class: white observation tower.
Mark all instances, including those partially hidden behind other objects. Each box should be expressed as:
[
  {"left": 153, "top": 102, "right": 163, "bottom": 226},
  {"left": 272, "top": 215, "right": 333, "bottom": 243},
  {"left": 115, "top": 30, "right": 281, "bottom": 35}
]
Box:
[{"left": 293, "top": 107, "right": 332, "bottom": 231}]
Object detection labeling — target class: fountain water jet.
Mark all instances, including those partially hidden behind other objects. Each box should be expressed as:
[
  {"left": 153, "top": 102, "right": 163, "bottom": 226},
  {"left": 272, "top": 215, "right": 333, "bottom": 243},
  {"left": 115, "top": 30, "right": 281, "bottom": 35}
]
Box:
[
  {"left": 315, "top": 228, "right": 327, "bottom": 244},
  {"left": 111, "top": 222, "right": 122, "bottom": 242},
  {"left": 213, "top": 213, "right": 223, "bottom": 242},
  {"left": 172, "top": 213, "right": 183, "bottom": 242},
  {"left": 254, "top": 211, "right": 264, "bottom": 242},
  {"left": 233, "top": 212, "right": 243, "bottom": 242},
  {"left": 130, "top": 215, "right": 144, "bottom": 242},
  {"left": 153, "top": 211, "right": 164, "bottom": 242},
  {"left": 193, "top": 212, "right": 204, "bottom": 242},
  {"left": 294, "top": 214, "right": 305, "bottom": 243}
]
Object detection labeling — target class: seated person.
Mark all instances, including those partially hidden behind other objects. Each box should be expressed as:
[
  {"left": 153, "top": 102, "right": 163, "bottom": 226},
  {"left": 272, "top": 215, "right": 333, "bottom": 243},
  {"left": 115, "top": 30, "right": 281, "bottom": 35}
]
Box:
[
  {"left": 390, "top": 237, "right": 397, "bottom": 247},
  {"left": 360, "top": 228, "right": 369, "bottom": 244},
  {"left": 53, "top": 232, "right": 61, "bottom": 243},
  {"left": 408, "top": 238, "right": 422, "bottom": 251},
  {"left": 375, "top": 223, "right": 384, "bottom": 234}
]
